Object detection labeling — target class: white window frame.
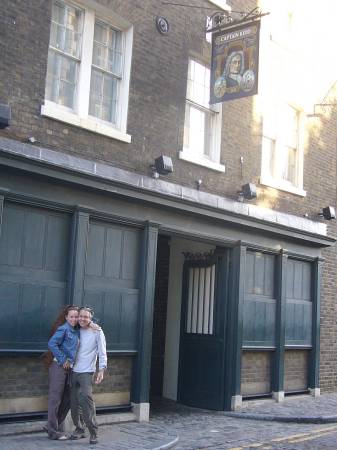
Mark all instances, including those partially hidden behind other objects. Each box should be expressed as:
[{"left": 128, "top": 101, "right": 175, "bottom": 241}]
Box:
[
  {"left": 41, "top": 0, "right": 132, "bottom": 143},
  {"left": 180, "top": 59, "right": 225, "bottom": 173},
  {"left": 260, "top": 104, "right": 306, "bottom": 197},
  {"left": 207, "top": 0, "right": 231, "bottom": 11}
]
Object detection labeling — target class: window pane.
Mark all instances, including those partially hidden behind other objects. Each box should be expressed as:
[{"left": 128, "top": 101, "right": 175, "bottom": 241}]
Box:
[
  {"left": 281, "top": 145, "right": 296, "bottom": 183},
  {"left": 50, "top": 1, "right": 82, "bottom": 58},
  {"left": 187, "top": 60, "right": 210, "bottom": 108},
  {"left": 89, "top": 69, "right": 118, "bottom": 123},
  {"left": 45, "top": 51, "right": 60, "bottom": 103},
  {"left": 93, "top": 21, "right": 122, "bottom": 76},
  {"left": 186, "top": 105, "right": 205, "bottom": 156},
  {"left": 45, "top": 50, "right": 77, "bottom": 108},
  {"left": 204, "top": 111, "right": 215, "bottom": 158},
  {"left": 184, "top": 59, "right": 220, "bottom": 160},
  {"left": 282, "top": 105, "right": 298, "bottom": 148}
]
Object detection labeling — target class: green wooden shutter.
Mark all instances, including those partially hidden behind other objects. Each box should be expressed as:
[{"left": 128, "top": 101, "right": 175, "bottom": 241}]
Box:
[
  {"left": 285, "top": 259, "right": 312, "bottom": 346},
  {"left": 243, "top": 251, "right": 276, "bottom": 347},
  {"left": 83, "top": 220, "right": 141, "bottom": 351},
  {"left": 0, "top": 202, "right": 71, "bottom": 351}
]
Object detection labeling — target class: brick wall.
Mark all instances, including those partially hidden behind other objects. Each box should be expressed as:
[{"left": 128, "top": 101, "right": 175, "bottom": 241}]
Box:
[
  {"left": 241, "top": 351, "right": 271, "bottom": 396},
  {"left": 284, "top": 350, "right": 309, "bottom": 392},
  {"left": 0, "top": 355, "right": 132, "bottom": 414}
]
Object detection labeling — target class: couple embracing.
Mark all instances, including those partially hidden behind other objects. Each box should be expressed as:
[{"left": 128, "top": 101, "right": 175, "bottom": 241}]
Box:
[{"left": 45, "top": 305, "right": 107, "bottom": 445}]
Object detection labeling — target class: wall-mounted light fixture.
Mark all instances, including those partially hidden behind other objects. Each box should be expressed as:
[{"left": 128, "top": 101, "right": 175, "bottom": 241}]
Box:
[
  {"left": 196, "top": 179, "right": 202, "bottom": 190},
  {"left": 0, "top": 104, "right": 11, "bottom": 129},
  {"left": 318, "top": 206, "right": 336, "bottom": 220},
  {"left": 150, "top": 155, "right": 173, "bottom": 178},
  {"left": 238, "top": 182, "right": 257, "bottom": 201}
]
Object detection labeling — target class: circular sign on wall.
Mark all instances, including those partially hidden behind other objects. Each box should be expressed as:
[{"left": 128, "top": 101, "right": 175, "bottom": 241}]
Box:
[{"left": 156, "top": 16, "right": 170, "bottom": 34}]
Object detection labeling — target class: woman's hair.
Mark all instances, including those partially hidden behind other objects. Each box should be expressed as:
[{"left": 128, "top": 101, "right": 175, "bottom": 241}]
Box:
[{"left": 42, "top": 305, "right": 79, "bottom": 368}]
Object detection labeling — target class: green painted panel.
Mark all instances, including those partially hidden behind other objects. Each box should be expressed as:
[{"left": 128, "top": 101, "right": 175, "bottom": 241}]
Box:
[
  {"left": 293, "top": 262, "right": 302, "bottom": 299},
  {"left": 264, "top": 255, "right": 274, "bottom": 296},
  {"left": 83, "top": 290, "right": 105, "bottom": 319},
  {"left": 302, "top": 263, "right": 311, "bottom": 300},
  {"left": 255, "top": 301, "right": 266, "bottom": 341},
  {"left": 120, "top": 292, "right": 138, "bottom": 346},
  {"left": 285, "top": 259, "right": 312, "bottom": 345},
  {"left": 0, "top": 202, "right": 71, "bottom": 350},
  {"left": 85, "top": 223, "right": 105, "bottom": 276},
  {"left": 105, "top": 228, "right": 122, "bottom": 279},
  {"left": 83, "top": 220, "right": 141, "bottom": 351},
  {"left": 0, "top": 206, "right": 24, "bottom": 266},
  {"left": 243, "top": 301, "right": 254, "bottom": 342},
  {"left": 285, "top": 301, "right": 312, "bottom": 345},
  {"left": 286, "top": 259, "right": 295, "bottom": 298},
  {"left": 20, "top": 285, "right": 43, "bottom": 340},
  {"left": 45, "top": 215, "right": 70, "bottom": 273},
  {"left": 0, "top": 281, "right": 20, "bottom": 343},
  {"left": 122, "top": 230, "right": 140, "bottom": 280},
  {"left": 179, "top": 337, "right": 224, "bottom": 410},
  {"left": 243, "top": 298, "right": 276, "bottom": 345},
  {"left": 266, "top": 298, "right": 276, "bottom": 341},
  {"left": 40, "top": 286, "right": 67, "bottom": 339},
  {"left": 243, "top": 251, "right": 276, "bottom": 346},
  {"left": 255, "top": 253, "right": 265, "bottom": 295},
  {"left": 100, "top": 292, "right": 122, "bottom": 343},
  {"left": 22, "top": 211, "right": 46, "bottom": 269},
  {"left": 246, "top": 252, "right": 255, "bottom": 293}
]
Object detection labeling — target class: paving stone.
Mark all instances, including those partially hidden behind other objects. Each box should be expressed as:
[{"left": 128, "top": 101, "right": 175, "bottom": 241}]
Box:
[{"left": 2, "top": 395, "right": 337, "bottom": 449}]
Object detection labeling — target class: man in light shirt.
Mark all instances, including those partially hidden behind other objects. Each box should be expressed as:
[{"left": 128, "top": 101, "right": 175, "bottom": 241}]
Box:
[{"left": 70, "top": 306, "right": 107, "bottom": 445}]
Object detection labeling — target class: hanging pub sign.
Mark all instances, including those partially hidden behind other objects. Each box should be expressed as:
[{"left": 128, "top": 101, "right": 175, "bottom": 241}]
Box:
[{"left": 210, "top": 21, "right": 260, "bottom": 104}]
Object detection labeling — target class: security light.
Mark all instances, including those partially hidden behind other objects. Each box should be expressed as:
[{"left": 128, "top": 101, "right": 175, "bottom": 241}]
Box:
[
  {"left": 238, "top": 183, "right": 257, "bottom": 200},
  {"left": 151, "top": 155, "right": 173, "bottom": 176},
  {"left": 0, "top": 104, "right": 11, "bottom": 129},
  {"left": 319, "top": 206, "right": 336, "bottom": 220}
]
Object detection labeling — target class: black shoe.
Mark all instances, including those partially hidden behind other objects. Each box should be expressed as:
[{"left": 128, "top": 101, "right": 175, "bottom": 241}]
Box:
[
  {"left": 70, "top": 428, "right": 86, "bottom": 440},
  {"left": 89, "top": 435, "right": 98, "bottom": 444}
]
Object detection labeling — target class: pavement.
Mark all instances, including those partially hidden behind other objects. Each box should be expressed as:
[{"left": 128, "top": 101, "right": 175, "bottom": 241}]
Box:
[
  {"left": 223, "top": 392, "right": 337, "bottom": 423},
  {"left": 1, "top": 393, "right": 337, "bottom": 449}
]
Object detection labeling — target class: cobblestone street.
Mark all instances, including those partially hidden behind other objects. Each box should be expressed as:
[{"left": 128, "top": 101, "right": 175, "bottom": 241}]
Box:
[{"left": 2, "top": 395, "right": 337, "bottom": 450}]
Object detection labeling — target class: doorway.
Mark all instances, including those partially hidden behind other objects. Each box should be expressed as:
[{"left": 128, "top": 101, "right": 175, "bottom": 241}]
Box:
[{"left": 177, "top": 251, "right": 229, "bottom": 410}]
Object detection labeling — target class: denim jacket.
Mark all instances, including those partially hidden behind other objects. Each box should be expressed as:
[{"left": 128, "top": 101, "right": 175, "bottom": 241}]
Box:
[{"left": 48, "top": 322, "right": 80, "bottom": 365}]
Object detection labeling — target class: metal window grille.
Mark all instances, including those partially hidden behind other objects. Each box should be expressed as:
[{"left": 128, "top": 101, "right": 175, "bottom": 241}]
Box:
[{"left": 186, "top": 265, "right": 215, "bottom": 335}]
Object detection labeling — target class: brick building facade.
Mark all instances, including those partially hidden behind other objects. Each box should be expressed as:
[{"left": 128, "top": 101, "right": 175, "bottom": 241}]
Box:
[{"left": 0, "top": 0, "right": 337, "bottom": 420}]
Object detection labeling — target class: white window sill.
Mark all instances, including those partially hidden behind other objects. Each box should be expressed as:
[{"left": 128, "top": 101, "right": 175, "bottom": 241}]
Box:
[
  {"left": 179, "top": 150, "right": 226, "bottom": 173},
  {"left": 207, "top": 0, "right": 231, "bottom": 11},
  {"left": 260, "top": 176, "right": 306, "bottom": 197},
  {"left": 41, "top": 103, "right": 132, "bottom": 143}
]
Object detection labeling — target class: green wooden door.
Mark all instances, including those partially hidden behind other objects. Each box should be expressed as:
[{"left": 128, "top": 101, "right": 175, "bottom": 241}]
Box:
[
  {"left": 0, "top": 202, "right": 71, "bottom": 350},
  {"left": 178, "top": 253, "right": 228, "bottom": 410}
]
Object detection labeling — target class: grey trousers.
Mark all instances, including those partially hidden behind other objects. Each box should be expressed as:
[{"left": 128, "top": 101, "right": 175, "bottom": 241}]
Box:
[
  {"left": 47, "top": 361, "right": 70, "bottom": 439},
  {"left": 70, "top": 372, "right": 98, "bottom": 437}
]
